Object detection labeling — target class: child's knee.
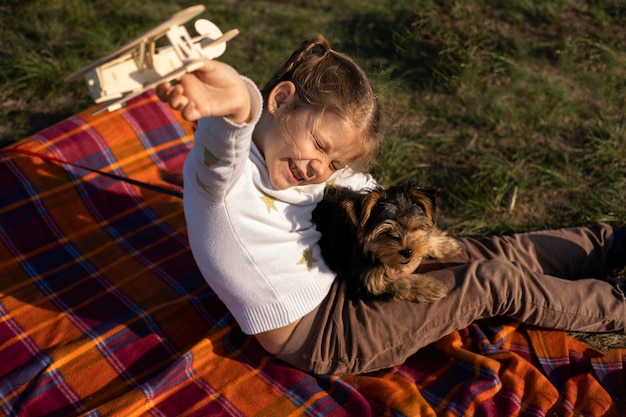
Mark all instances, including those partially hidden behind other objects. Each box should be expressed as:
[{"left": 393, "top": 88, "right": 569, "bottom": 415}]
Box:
[
  {"left": 472, "top": 259, "right": 528, "bottom": 316},
  {"left": 476, "top": 259, "right": 524, "bottom": 281},
  {"left": 474, "top": 259, "right": 526, "bottom": 293}
]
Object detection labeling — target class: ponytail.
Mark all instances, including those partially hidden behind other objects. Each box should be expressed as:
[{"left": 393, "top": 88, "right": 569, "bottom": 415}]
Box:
[{"left": 261, "top": 35, "right": 332, "bottom": 99}]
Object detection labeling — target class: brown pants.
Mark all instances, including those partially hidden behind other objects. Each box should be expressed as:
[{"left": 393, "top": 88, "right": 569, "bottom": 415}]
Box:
[{"left": 276, "top": 223, "right": 626, "bottom": 375}]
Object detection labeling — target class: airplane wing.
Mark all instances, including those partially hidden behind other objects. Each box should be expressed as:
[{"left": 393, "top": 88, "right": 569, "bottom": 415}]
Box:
[
  {"left": 197, "top": 28, "right": 240, "bottom": 58},
  {"left": 91, "top": 58, "right": 207, "bottom": 115},
  {"left": 89, "top": 27, "right": 240, "bottom": 115},
  {"left": 64, "top": 5, "right": 206, "bottom": 82}
]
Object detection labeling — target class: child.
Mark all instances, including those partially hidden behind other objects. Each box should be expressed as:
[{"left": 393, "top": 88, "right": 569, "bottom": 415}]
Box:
[{"left": 157, "top": 35, "right": 626, "bottom": 375}]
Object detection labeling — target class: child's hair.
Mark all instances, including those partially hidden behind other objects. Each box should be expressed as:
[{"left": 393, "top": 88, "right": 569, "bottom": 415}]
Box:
[{"left": 261, "top": 35, "right": 382, "bottom": 173}]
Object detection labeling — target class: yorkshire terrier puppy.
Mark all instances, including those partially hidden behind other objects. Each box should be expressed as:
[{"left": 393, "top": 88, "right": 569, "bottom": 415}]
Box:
[{"left": 312, "top": 183, "right": 461, "bottom": 303}]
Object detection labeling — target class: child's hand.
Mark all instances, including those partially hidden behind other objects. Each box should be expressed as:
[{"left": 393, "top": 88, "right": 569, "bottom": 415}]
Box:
[{"left": 156, "top": 60, "right": 251, "bottom": 124}]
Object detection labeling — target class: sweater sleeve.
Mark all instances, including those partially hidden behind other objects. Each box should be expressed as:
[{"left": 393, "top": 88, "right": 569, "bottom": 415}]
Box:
[{"left": 184, "top": 77, "right": 263, "bottom": 201}]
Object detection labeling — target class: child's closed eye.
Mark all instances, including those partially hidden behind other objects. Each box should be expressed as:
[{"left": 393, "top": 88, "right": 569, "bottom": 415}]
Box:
[
  {"left": 330, "top": 160, "right": 343, "bottom": 171},
  {"left": 313, "top": 135, "right": 324, "bottom": 151}
]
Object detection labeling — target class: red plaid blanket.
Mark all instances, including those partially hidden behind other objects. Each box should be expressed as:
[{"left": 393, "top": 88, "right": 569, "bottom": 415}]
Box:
[{"left": 0, "top": 91, "right": 624, "bottom": 416}]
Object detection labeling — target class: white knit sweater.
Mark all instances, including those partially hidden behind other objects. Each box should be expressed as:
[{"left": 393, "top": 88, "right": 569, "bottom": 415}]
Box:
[{"left": 183, "top": 78, "right": 377, "bottom": 334}]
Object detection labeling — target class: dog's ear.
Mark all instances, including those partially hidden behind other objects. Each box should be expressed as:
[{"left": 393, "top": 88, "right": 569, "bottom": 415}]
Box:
[
  {"left": 341, "top": 189, "right": 384, "bottom": 228},
  {"left": 408, "top": 185, "right": 440, "bottom": 222},
  {"left": 359, "top": 190, "right": 383, "bottom": 228},
  {"left": 341, "top": 200, "right": 359, "bottom": 226}
]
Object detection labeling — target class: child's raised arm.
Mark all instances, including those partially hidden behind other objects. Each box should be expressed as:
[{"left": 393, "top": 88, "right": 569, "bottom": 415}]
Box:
[{"left": 156, "top": 60, "right": 251, "bottom": 124}]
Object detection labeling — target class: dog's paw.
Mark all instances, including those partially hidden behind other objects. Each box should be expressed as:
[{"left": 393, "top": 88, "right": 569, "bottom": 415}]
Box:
[
  {"left": 387, "top": 274, "right": 448, "bottom": 303},
  {"left": 428, "top": 229, "right": 462, "bottom": 260},
  {"left": 408, "top": 276, "right": 448, "bottom": 303}
]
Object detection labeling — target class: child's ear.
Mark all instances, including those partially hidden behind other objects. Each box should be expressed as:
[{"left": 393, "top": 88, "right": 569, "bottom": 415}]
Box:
[{"left": 268, "top": 81, "right": 296, "bottom": 115}]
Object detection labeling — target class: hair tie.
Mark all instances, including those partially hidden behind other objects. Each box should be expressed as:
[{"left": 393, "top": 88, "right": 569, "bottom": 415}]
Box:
[{"left": 310, "top": 44, "right": 328, "bottom": 57}]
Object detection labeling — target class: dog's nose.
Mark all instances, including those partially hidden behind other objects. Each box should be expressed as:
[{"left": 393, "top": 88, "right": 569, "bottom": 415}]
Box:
[{"left": 400, "top": 249, "right": 413, "bottom": 258}]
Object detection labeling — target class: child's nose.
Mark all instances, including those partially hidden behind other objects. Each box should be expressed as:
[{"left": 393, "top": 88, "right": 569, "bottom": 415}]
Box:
[{"left": 308, "top": 159, "right": 331, "bottom": 180}]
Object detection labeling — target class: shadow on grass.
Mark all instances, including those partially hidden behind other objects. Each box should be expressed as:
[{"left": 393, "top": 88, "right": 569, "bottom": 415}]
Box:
[{"left": 332, "top": 10, "right": 466, "bottom": 93}]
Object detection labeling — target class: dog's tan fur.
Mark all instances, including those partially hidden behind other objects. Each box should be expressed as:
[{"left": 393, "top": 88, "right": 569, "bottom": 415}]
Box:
[{"left": 312, "top": 183, "right": 461, "bottom": 303}]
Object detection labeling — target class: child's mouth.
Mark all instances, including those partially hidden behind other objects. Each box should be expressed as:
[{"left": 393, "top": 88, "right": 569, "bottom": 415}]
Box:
[{"left": 289, "top": 160, "right": 304, "bottom": 182}]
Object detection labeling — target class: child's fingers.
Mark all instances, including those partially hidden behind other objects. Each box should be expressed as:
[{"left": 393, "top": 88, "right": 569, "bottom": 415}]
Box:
[
  {"left": 168, "top": 86, "right": 189, "bottom": 111},
  {"left": 155, "top": 82, "right": 188, "bottom": 110},
  {"left": 155, "top": 81, "right": 178, "bottom": 102},
  {"left": 180, "top": 100, "right": 201, "bottom": 121}
]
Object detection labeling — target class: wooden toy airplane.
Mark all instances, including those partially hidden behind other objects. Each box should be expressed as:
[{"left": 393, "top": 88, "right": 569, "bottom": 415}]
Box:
[{"left": 65, "top": 5, "right": 238, "bottom": 114}]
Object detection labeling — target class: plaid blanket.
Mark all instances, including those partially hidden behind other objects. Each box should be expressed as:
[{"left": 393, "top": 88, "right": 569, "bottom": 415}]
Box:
[{"left": 0, "top": 91, "right": 624, "bottom": 417}]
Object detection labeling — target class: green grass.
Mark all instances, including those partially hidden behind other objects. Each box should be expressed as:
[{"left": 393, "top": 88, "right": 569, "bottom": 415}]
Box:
[{"left": 1, "top": 0, "right": 625, "bottom": 345}]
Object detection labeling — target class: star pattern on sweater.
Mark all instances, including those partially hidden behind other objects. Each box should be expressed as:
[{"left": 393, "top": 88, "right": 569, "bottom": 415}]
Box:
[
  {"left": 260, "top": 194, "right": 277, "bottom": 213},
  {"left": 203, "top": 147, "right": 219, "bottom": 167},
  {"left": 195, "top": 173, "right": 211, "bottom": 194},
  {"left": 297, "top": 248, "right": 318, "bottom": 271}
]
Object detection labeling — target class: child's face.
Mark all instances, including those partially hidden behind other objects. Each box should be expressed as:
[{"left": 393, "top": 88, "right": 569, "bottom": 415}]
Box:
[{"left": 257, "top": 108, "right": 357, "bottom": 190}]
